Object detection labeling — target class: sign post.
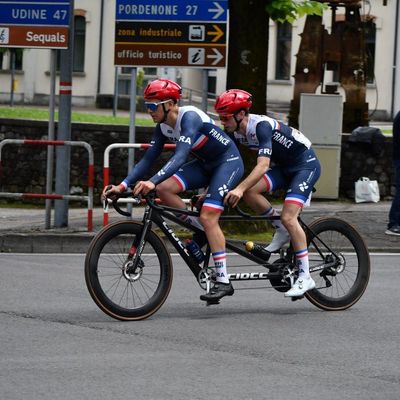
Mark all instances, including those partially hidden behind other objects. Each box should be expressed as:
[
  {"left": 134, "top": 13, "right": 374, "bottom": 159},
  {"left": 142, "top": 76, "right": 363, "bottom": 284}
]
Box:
[{"left": 0, "top": 0, "right": 71, "bottom": 228}]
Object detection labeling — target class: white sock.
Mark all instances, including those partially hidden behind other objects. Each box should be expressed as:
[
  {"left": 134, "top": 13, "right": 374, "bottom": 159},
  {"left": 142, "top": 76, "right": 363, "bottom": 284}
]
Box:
[
  {"left": 295, "top": 248, "right": 310, "bottom": 278},
  {"left": 212, "top": 251, "right": 229, "bottom": 283}
]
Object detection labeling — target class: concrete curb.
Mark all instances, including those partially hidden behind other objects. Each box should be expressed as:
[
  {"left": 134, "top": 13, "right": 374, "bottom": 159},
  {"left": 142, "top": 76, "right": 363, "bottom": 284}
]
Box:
[
  {"left": 0, "top": 201, "right": 398, "bottom": 253},
  {"left": 0, "top": 232, "right": 398, "bottom": 254},
  {"left": 0, "top": 232, "right": 95, "bottom": 253}
]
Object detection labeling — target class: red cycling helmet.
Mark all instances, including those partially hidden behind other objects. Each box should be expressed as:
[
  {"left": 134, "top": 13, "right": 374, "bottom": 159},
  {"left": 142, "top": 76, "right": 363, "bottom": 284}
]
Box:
[
  {"left": 214, "top": 89, "right": 252, "bottom": 115},
  {"left": 143, "top": 79, "right": 182, "bottom": 102}
]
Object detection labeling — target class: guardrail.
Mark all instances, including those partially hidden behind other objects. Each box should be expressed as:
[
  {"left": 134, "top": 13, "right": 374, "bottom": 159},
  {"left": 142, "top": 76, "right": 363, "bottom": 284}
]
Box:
[{"left": 0, "top": 139, "right": 94, "bottom": 231}]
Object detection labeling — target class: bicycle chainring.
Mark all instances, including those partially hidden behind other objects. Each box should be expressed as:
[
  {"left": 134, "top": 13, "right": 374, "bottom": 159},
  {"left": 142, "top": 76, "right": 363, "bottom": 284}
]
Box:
[
  {"left": 268, "top": 258, "right": 296, "bottom": 293},
  {"left": 197, "top": 268, "right": 217, "bottom": 291}
]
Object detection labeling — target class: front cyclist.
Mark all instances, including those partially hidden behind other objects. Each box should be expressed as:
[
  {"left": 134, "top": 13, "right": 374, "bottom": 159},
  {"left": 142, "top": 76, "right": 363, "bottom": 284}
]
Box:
[
  {"left": 103, "top": 79, "right": 244, "bottom": 303},
  {"left": 215, "top": 89, "right": 321, "bottom": 297}
]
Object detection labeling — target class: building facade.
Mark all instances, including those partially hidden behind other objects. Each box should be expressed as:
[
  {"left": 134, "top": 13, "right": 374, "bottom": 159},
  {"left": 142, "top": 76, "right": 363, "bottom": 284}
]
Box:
[{"left": 0, "top": 0, "right": 399, "bottom": 120}]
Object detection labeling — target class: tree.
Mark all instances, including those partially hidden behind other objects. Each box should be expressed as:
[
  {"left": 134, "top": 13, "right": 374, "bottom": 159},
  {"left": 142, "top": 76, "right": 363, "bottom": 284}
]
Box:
[
  {"left": 226, "top": 0, "right": 326, "bottom": 114},
  {"left": 225, "top": 1, "right": 326, "bottom": 232}
]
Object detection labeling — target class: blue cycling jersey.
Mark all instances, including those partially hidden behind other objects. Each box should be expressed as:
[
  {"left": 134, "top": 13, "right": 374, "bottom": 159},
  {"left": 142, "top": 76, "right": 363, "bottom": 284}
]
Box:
[
  {"left": 232, "top": 114, "right": 312, "bottom": 165},
  {"left": 121, "top": 106, "right": 243, "bottom": 211},
  {"left": 232, "top": 114, "right": 321, "bottom": 206},
  {"left": 122, "top": 105, "right": 242, "bottom": 188}
]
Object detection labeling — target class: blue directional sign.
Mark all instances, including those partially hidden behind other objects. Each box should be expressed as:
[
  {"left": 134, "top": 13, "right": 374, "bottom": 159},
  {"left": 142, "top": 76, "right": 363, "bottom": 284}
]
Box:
[
  {"left": 115, "top": 0, "right": 228, "bottom": 68},
  {"left": 0, "top": 0, "right": 70, "bottom": 26},
  {"left": 116, "top": 0, "right": 227, "bottom": 22},
  {"left": 0, "top": 0, "right": 70, "bottom": 48}
]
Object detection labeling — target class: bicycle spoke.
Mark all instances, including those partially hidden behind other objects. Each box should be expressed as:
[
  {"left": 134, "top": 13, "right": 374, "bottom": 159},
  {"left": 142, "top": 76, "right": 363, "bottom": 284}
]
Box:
[{"left": 85, "top": 221, "right": 173, "bottom": 320}]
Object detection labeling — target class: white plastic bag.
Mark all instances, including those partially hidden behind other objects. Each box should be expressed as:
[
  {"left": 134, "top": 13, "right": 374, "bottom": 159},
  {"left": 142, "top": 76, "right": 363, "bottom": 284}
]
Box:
[{"left": 355, "top": 177, "right": 380, "bottom": 203}]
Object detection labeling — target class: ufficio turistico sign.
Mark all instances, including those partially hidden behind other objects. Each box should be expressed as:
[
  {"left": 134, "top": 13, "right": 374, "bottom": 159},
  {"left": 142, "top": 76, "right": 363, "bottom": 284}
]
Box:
[{"left": 115, "top": 0, "right": 228, "bottom": 68}]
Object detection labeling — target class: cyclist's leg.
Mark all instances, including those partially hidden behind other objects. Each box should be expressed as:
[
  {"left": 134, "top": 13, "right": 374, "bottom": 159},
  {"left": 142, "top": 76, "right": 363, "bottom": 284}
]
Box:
[
  {"left": 283, "top": 156, "right": 321, "bottom": 296},
  {"left": 157, "top": 160, "right": 208, "bottom": 230},
  {"left": 199, "top": 207, "right": 227, "bottom": 279},
  {"left": 243, "top": 167, "right": 286, "bottom": 213},
  {"left": 156, "top": 176, "right": 186, "bottom": 208},
  {"left": 157, "top": 159, "right": 208, "bottom": 208},
  {"left": 243, "top": 168, "right": 290, "bottom": 252},
  {"left": 199, "top": 156, "right": 244, "bottom": 301},
  {"left": 282, "top": 200, "right": 315, "bottom": 297}
]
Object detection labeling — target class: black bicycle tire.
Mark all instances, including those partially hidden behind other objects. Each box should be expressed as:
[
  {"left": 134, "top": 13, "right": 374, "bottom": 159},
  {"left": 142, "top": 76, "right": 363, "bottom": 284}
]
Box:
[
  {"left": 304, "top": 217, "right": 370, "bottom": 311},
  {"left": 85, "top": 221, "right": 173, "bottom": 321}
]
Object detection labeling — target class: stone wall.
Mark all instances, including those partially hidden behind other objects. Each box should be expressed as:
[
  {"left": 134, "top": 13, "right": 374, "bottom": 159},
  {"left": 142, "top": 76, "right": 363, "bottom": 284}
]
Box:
[
  {"left": 340, "top": 134, "right": 394, "bottom": 199},
  {"left": 0, "top": 118, "right": 175, "bottom": 205},
  {"left": 0, "top": 119, "right": 395, "bottom": 205}
]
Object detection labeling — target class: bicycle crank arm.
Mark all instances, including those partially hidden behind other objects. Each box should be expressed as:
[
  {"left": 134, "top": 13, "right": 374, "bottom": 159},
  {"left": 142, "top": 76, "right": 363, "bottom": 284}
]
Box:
[{"left": 309, "top": 260, "right": 340, "bottom": 273}]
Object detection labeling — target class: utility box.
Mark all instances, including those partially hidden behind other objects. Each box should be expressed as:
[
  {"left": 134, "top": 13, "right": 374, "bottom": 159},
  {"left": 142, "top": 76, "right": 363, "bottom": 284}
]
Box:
[{"left": 299, "top": 94, "right": 343, "bottom": 199}]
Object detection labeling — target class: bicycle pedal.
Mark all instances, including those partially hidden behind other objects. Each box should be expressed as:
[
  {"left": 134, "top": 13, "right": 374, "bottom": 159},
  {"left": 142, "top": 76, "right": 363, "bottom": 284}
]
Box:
[
  {"left": 291, "top": 295, "right": 304, "bottom": 302},
  {"left": 206, "top": 299, "right": 220, "bottom": 306}
]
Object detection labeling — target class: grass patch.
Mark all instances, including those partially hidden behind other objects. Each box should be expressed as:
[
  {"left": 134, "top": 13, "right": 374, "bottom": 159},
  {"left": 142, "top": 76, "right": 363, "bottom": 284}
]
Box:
[
  {"left": 381, "top": 128, "right": 392, "bottom": 136},
  {"left": 0, "top": 107, "right": 155, "bottom": 127},
  {"left": 0, "top": 200, "right": 43, "bottom": 209}
]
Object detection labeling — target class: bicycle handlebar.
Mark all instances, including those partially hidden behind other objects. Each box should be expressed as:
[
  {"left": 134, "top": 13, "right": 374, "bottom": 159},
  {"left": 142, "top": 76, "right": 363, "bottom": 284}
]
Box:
[
  {"left": 106, "top": 190, "right": 265, "bottom": 219},
  {"left": 105, "top": 190, "right": 161, "bottom": 217}
]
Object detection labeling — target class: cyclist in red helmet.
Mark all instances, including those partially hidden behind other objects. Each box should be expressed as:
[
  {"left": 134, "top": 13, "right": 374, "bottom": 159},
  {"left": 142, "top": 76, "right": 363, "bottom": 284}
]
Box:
[
  {"left": 215, "top": 89, "right": 321, "bottom": 297},
  {"left": 103, "top": 79, "right": 244, "bottom": 303}
]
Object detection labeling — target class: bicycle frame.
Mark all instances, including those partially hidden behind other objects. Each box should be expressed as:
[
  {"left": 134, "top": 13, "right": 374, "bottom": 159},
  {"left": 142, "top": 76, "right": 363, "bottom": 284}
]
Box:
[
  {"left": 125, "top": 193, "right": 346, "bottom": 286},
  {"left": 125, "top": 195, "right": 300, "bottom": 288}
]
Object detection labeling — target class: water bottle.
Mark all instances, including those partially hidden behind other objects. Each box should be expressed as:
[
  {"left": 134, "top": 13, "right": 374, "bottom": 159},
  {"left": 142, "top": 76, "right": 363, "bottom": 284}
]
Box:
[
  {"left": 186, "top": 239, "right": 205, "bottom": 263},
  {"left": 245, "top": 241, "right": 271, "bottom": 261}
]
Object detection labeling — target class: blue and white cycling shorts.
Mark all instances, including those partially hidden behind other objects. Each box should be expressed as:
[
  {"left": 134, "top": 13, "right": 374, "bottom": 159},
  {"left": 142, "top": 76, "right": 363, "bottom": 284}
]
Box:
[
  {"left": 171, "top": 153, "right": 244, "bottom": 213},
  {"left": 263, "top": 148, "right": 321, "bottom": 207}
]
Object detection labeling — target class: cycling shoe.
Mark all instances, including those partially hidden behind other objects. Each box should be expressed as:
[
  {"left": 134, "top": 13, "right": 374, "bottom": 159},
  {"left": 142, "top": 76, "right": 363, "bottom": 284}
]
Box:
[{"left": 200, "top": 282, "right": 234, "bottom": 302}]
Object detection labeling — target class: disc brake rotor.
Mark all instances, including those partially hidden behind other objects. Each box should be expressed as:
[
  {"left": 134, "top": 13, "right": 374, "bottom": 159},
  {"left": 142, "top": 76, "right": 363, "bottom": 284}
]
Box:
[{"left": 123, "top": 259, "right": 144, "bottom": 282}]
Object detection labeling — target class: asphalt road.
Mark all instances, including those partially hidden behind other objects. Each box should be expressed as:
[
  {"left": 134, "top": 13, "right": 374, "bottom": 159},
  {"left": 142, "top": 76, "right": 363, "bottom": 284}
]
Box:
[{"left": 0, "top": 253, "right": 399, "bottom": 400}]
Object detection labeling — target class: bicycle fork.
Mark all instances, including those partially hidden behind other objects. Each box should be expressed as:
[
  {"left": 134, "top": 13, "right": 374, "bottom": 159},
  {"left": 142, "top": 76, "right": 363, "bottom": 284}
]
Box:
[{"left": 125, "top": 206, "right": 153, "bottom": 273}]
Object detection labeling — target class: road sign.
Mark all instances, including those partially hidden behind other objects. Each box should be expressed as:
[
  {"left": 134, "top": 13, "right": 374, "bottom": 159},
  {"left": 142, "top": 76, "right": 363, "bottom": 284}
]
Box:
[
  {"left": 0, "top": 0, "right": 70, "bottom": 49},
  {"left": 115, "top": 0, "right": 228, "bottom": 68}
]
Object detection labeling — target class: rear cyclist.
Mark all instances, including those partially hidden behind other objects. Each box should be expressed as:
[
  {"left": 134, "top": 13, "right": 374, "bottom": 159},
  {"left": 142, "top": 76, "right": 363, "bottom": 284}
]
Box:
[
  {"left": 102, "top": 79, "right": 244, "bottom": 303},
  {"left": 215, "top": 89, "right": 321, "bottom": 297}
]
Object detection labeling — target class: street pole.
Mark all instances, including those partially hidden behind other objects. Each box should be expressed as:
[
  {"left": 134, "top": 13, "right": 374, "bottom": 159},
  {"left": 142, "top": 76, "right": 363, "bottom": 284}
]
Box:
[
  {"left": 10, "top": 49, "right": 15, "bottom": 107},
  {"left": 45, "top": 49, "right": 57, "bottom": 229},
  {"left": 392, "top": 0, "right": 400, "bottom": 117},
  {"left": 54, "top": 0, "right": 74, "bottom": 227},
  {"left": 113, "top": 66, "right": 119, "bottom": 117},
  {"left": 202, "top": 69, "right": 208, "bottom": 113},
  {"left": 127, "top": 67, "right": 137, "bottom": 216}
]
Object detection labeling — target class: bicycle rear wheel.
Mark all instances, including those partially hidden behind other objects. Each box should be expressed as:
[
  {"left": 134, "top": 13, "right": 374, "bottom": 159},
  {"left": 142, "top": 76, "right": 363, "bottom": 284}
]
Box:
[
  {"left": 304, "top": 217, "right": 370, "bottom": 311},
  {"left": 85, "top": 221, "right": 173, "bottom": 321}
]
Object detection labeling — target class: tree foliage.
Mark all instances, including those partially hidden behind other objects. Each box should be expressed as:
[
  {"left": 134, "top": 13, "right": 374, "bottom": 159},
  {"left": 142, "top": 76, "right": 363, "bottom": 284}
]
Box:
[
  {"left": 226, "top": 1, "right": 327, "bottom": 110},
  {"left": 266, "top": 1, "right": 327, "bottom": 23}
]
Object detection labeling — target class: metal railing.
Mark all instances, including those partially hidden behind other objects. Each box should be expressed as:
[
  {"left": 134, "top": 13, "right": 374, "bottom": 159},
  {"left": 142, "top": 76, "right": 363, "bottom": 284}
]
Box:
[
  {"left": 0, "top": 139, "right": 95, "bottom": 231},
  {"left": 103, "top": 142, "right": 192, "bottom": 226}
]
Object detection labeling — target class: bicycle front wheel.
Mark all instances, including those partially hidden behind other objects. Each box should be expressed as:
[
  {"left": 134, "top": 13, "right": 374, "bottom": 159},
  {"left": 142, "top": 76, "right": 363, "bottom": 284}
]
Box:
[
  {"left": 85, "top": 221, "right": 173, "bottom": 321},
  {"left": 304, "top": 217, "right": 370, "bottom": 311}
]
